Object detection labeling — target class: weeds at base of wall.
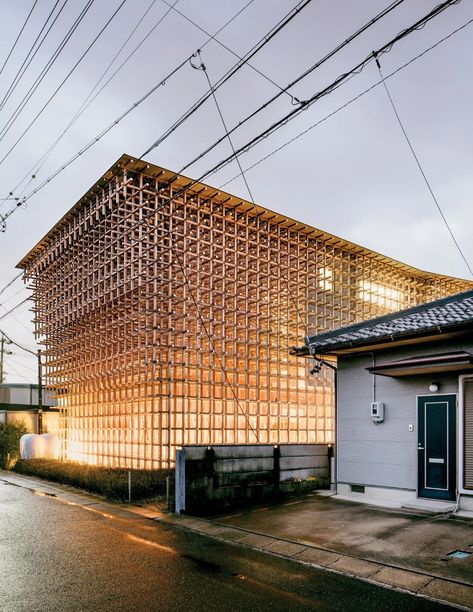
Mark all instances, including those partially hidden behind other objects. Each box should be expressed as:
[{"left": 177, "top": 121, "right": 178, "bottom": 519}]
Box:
[{"left": 12, "top": 459, "right": 172, "bottom": 502}]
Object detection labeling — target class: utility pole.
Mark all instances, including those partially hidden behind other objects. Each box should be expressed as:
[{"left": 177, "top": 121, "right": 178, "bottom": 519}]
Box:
[
  {"left": 0, "top": 334, "right": 13, "bottom": 383},
  {"left": 37, "top": 349, "right": 43, "bottom": 435}
]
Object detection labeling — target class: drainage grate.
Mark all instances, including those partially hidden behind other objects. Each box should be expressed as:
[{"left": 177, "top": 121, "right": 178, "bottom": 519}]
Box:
[
  {"left": 350, "top": 484, "right": 365, "bottom": 494},
  {"left": 447, "top": 550, "right": 471, "bottom": 559}
]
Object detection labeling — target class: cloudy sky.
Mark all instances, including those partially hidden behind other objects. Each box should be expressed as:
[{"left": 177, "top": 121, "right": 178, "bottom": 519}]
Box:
[{"left": 0, "top": 0, "right": 471, "bottom": 383}]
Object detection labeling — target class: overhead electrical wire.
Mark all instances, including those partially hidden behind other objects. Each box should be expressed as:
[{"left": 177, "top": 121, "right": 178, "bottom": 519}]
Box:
[
  {"left": 0, "top": 285, "right": 27, "bottom": 306},
  {"left": 1, "top": 0, "right": 460, "bottom": 237},
  {"left": 140, "top": 0, "right": 314, "bottom": 159},
  {"left": 0, "top": 272, "right": 22, "bottom": 296},
  {"left": 2, "top": 0, "right": 255, "bottom": 210},
  {"left": 8, "top": 0, "right": 177, "bottom": 200},
  {"left": 0, "top": 0, "right": 129, "bottom": 167},
  {"left": 144, "top": 0, "right": 408, "bottom": 165},
  {"left": 219, "top": 14, "right": 473, "bottom": 191},
  {"left": 0, "top": 0, "right": 96, "bottom": 143},
  {"left": 174, "top": 0, "right": 461, "bottom": 186},
  {"left": 0, "top": 297, "right": 30, "bottom": 322},
  {"left": 0, "top": 0, "right": 308, "bottom": 229},
  {"left": 160, "top": 0, "right": 292, "bottom": 99},
  {"left": 0, "top": 0, "right": 39, "bottom": 77},
  {"left": 0, "top": 0, "right": 68, "bottom": 115},
  {"left": 43, "top": 0, "right": 464, "bottom": 314},
  {"left": 0, "top": 328, "right": 36, "bottom": 356}
]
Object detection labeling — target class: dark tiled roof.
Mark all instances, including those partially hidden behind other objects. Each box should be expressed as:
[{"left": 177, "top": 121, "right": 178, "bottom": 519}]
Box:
[{"left": 304, "top": 289, "right": 473, "bottom": 354}]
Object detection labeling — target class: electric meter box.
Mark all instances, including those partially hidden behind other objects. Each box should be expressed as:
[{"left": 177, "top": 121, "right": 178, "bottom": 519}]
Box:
[{"left": 371, "top": 402, "right": 385, "bottom": 423}]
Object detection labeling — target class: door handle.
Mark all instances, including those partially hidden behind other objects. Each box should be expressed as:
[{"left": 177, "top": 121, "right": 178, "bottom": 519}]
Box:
[{"left": 417, "top": 446, "right": 424, "bottom": 450}]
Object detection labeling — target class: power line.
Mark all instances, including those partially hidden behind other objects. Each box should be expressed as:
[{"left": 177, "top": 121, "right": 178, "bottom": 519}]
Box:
[
  {"left": 0, "top": 298, "right": 30, "bottom": 322},
  {"left": 219, "top": 15, "right": 473, "bottom": 191},
  {"left": 0, "top": 328, "right": 36, "bottom": 356},
  {"left": 0, "top": 285, "right": 27, "bottom": 305},
  {"left": 184, "top": 0, "right": 462, "bottom": 187},
  {"left": 0, "top": 55, "right": 194, "bottom": 230},
  {"left": 0, "top": 0, "right": 68, "bottom": 115},
  {"left": 140, "top": 0, "right": 314, "bottom": 159},
  {"left": 0, "top": 0, "right": 297, "bottom": 230},
  {"left": 7, "top": 0, "right": 176, "bottom": 200},
  {"left": 174, "top": 0, "right": 408, "bottom": 175},
  {"left": 3, "top": 359, "right": 34, "bottom": 383},
  {"left": 0, "top": 0, "right": 129, "bottom": 167},
  {"left": 0, "top": 0, "right": 96, "bottom": 143},
  {"left": 0, "top": 0, "right": 257, "bottom": 224},
  {"left": 161, "top": 0, "right": 293, "bottom": 100},
  {"left": 0, "top": 272, "right": 22, "bottom": 296},
  {"left": 375, "top": 55, "right": 472, "bottom": 276},
  {"left": 11, "top": 0, "right": 456, "bottom": 268},
  {"left": 0, "top": 0, "right": 39, "bottom": 77}
]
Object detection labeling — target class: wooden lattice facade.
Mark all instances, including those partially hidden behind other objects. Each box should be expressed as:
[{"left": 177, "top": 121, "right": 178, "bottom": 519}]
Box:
[{"left": 18, "top": 155, "right": 472, "bottom": 467}]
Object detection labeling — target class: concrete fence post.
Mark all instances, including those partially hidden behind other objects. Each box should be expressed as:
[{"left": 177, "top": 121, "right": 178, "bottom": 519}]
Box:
[
  {"left": 175, "top": 449, "right": 186, "bottom": 514},
  {"left": 273, "top": 444, "right": 280, "bottom": 495}
]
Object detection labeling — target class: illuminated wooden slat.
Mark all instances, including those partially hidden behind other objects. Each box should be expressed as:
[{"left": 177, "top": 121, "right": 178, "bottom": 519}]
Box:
[{"left": 17, "top": 155, "right": 473, "bottom": 468}]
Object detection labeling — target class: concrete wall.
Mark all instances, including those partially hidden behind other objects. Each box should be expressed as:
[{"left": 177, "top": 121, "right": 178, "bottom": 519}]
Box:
[
  {"left": 0, "top": 384, "right": 57, "bottom": 407},
  {"left": 0, "top": 410, "right": 60, "bottom": 434},
  {"left": 182, "top": 444, "right": 330, "bottom": 512},
  {"left": 337, "top": 337, "right": 470, "bottom": 493}
]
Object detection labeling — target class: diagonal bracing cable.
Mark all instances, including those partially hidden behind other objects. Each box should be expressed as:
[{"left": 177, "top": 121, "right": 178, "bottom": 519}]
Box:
[
  {"left": 374, "top": 54, "right": 472, "bottom": 276},
  {"left": 199, "top": 52, "right": 309, "bottom": 334}
]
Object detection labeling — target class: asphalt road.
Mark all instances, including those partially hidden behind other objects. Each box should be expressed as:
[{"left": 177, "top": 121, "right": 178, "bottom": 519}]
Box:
[{"left": 0, "top": 481, "right": 456, "bottom": 612}]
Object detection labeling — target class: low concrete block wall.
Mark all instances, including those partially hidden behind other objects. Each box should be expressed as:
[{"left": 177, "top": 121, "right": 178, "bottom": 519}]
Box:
[{"left": 181, "top": 443, "right": 330, "bottom": 513}]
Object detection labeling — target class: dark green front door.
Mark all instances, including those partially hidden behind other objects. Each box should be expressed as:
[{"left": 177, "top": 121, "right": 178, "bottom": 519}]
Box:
[{"left": 417, "top": 395, "right": 456, "bottom": 501}]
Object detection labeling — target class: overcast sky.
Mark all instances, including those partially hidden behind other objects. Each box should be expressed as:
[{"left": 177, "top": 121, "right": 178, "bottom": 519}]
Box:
[{"left": 0, "top": 0, "right": 471, "bottom": 383}]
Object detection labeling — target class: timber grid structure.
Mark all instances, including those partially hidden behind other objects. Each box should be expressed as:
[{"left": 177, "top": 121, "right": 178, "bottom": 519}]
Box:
[{"left": 17, "top": 154, "right": 473, "bottom": 468}]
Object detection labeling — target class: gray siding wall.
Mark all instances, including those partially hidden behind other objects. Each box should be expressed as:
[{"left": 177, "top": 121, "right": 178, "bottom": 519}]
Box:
[{"left": 337, "top": 338, "right": 471, "bottom": 491}]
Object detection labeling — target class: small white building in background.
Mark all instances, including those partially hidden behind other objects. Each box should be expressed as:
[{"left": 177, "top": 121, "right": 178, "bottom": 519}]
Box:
[
  {"left": 0, "top": 384, "right": 59, "bottom": 434},
  {"left": 295, "top": 289, "right": 473, "bottom": 513}
]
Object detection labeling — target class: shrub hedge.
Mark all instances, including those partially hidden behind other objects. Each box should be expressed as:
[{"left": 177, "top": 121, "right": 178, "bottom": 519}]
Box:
[
  {"left": 13, "top": 459, "right": 173, "bottom": 502},
  {"left": 0, "top": 421, "right": 28, "bottom": 468}
]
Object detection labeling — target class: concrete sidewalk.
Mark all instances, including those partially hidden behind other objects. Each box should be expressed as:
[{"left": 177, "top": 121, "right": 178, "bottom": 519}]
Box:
[{"left": 2, "top": 472, "right": 472, "bottom": 611}]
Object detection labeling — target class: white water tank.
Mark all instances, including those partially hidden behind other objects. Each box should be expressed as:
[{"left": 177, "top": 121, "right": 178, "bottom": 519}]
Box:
[
  {"left": 20, "top": 434, "right": 45, "bottom": 459},
  {"left": 41, "top": 433, "right": 60, "bottom": 459},
  {"left": 20, "top": 433, "right": 60, "bottom": 460}
]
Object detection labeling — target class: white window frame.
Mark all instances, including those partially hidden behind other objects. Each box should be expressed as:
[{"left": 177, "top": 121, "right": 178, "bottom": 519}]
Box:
[{"left": 458, "top": 374, "right": 473, "bottom": 496}]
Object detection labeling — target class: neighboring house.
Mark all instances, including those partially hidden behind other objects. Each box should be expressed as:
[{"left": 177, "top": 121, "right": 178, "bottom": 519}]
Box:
[
  {"left": 17, "top": 154, "right": 471, "bottom": 468},
  {"left": 293, "top": 289, "right": 473, "bottom": 512},
  {"left": 0, "top": 383, "right": 59, "bottom": 434}
]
